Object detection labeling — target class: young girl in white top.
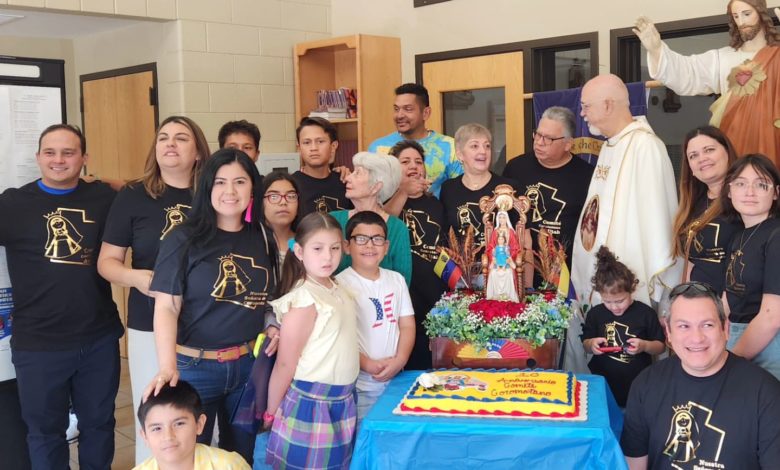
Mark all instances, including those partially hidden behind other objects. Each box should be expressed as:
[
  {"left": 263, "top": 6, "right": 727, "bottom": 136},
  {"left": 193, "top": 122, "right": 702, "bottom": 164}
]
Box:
[{"left": 263, "top": 212, "right": 359, "bottom": 469}]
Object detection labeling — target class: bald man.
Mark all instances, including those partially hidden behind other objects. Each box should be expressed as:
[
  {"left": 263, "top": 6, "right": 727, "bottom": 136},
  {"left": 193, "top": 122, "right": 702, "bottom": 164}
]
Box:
[{"left": 571, "top": 74, "right": 682, "bottom": 309}]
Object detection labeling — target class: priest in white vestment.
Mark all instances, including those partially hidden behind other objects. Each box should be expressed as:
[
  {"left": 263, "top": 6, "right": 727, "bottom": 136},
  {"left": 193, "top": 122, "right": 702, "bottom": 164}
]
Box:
[{"left": 572, "top": 74, "right": 682, "bottom": 309}]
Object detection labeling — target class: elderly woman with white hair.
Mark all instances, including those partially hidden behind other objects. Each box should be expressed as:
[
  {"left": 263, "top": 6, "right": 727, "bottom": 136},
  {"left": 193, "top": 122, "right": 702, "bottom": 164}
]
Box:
[{"left": 330, "top": 151, "right": 412, "bottom": 285}]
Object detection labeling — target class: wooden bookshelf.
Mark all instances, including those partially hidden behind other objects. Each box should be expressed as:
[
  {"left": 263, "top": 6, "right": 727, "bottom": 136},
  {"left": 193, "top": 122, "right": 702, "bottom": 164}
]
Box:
[{"left": 294, "top": 34, "right": 401, "bottom": 165}]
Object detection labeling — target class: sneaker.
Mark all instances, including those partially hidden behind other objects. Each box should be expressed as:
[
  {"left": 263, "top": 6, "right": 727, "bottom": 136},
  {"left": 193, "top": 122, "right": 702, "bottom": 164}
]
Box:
[{"left": 66, "top": 412, "right": 79, "bottom": 442}]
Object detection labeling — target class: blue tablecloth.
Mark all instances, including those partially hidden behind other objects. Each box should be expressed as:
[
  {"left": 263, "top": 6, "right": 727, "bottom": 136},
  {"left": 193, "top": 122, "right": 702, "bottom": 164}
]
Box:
[{"left": 350, "top": 371, "right": 626, "bottom": 470}]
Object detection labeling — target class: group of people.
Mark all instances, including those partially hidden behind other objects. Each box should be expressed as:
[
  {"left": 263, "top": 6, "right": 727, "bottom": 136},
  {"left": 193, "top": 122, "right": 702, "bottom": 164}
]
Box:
[{"left": 3, "top": 1, "right": 780, "bottom": 467}]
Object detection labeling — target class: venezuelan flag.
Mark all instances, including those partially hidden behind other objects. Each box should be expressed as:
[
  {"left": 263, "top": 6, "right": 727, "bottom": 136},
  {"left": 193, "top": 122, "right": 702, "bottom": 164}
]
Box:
[
  {"left": 557, "top": 262, "right": 577, "bottom": 302},
  {"left": 434, "top": 251, "right": 463, "bottom": 290}
]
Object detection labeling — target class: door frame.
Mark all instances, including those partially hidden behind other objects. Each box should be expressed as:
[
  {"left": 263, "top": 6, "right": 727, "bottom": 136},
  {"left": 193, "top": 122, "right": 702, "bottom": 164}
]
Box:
[
  {"left": 79, "top": 62, "right": 159, "bottom": 132},
  {"left": 415, "top": 33, "right": 597, "bottom": 154},
  {"left": 422, "top": 52, "right": 525, "bottom": 160}
]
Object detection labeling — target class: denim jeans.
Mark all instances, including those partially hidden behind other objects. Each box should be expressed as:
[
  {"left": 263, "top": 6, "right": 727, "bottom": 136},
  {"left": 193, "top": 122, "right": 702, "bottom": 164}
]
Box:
[
  {"left": 13, "top": 333, "right": 120, "bottom": 470},
  {"left": 728, "top": 322, "right": 780, "bottom": 380},
  {"left": 177, "top": 351, "right": 255, "bottom": 463}
]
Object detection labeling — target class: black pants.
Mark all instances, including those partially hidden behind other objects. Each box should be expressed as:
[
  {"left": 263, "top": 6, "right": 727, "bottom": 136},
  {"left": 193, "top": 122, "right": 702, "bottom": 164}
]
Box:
[
  {"left": 0, "top": 379, "right": 32, "bottom": 470},
  {"left": 13, "top": 334, "right": 120, "bottom": 470}
]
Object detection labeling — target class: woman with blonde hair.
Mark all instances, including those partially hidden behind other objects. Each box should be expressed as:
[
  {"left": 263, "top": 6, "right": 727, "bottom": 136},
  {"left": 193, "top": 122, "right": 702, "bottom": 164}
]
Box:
[
  {"left": 97, "top": 115, "right": 210, "bottom": 464},
  {"left": 440, "top": 123, "right": 531, "bottom": 288}
]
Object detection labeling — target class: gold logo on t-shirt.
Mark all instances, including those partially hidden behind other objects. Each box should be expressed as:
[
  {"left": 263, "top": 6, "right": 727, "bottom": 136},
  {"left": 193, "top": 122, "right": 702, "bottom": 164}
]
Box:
[
  {"left": 525, "top": 183, "right": 566, "bottom": 226},
  {"left": 160, "top": 204, "right": 190, "bottom": 240},
  {"left": 211, "top": 253, "right": 269, "bottom": 309},
  {"left": 604, "top": 321, "right": 635, "bottom": 364},
  {"left": 403, "top": 209, "right": 441, "bottom": 262},
  {"left": 43, "top": 208, "right": 95, "bottom": 265},
  {"left": 456, "top": 202, "right": 484, "bottom": 247},
  {"left": 315, "top": 196, "right": 345, "bottom": 213},
  {"left": 663, "top": 402, "right": 725, "bottom": 469}
]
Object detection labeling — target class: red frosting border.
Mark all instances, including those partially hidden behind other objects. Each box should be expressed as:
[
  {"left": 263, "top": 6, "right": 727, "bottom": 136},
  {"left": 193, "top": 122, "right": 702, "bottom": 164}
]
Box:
[{"left": 400, "top": 381, "right": 582, "bottom": 418}]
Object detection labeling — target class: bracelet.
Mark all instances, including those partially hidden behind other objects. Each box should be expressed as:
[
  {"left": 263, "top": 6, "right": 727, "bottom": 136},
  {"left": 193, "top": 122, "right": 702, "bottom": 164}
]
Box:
[{"left": 263, "top": 410, "right": 275, "bottom": 422}]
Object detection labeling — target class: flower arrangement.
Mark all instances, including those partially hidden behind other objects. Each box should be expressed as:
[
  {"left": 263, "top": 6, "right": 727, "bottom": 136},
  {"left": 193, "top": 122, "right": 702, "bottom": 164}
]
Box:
[{"left": 424, "top": 290, "right": 573, "bottom": 350}]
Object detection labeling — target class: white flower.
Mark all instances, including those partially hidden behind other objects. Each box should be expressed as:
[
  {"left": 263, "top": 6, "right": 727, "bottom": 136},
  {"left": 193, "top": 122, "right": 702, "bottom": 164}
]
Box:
[{"left": 418, "top": 373, "right": 443, "bottom": 389}]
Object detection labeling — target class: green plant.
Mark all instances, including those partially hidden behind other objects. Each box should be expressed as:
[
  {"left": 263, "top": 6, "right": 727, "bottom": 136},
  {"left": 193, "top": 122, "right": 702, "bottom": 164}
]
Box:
[{"left": 424, "top": 290, "right": 573, "bottom": 349}]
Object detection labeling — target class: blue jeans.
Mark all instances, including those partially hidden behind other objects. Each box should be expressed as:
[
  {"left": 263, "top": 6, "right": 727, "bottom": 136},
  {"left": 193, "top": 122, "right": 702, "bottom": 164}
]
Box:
[
  {"left": 177, "top": 351, "right": 255, "bottom": 463},
  {"left": 728, "top": 322, "right": 780, "bottom": 380},
  {"left": 13, "top": 333, "right": 120, "bottom": 470}
]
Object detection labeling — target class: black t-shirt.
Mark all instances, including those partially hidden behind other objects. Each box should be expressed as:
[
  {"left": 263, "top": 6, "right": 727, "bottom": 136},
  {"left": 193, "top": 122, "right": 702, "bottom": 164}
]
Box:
[
  {"left": 151, "top": 224, "right": 276, "bottom": 349},
  {"left": 724, "top": 217, "right": 780, "bottom": 323},
  {"left": 622, "top": 353, "right": 780, "bottom": 469},
  {"left": 291, "top": 171, "right": 352, "bottom": 217},
  {"left": 440, "top": 173, "right": 520, "bottom": 252},
  {"left": 581, "top": 301, "right": 665, "bottom": 406},
  {"left": 102, "top": 183, "right": 193, "bottom": 331},
  {"left": 686, "top": 197, "right": 741, "bottom": 295},
  {"left": 0, "top": 180, "right": 122, "bottom": 351},
  {"left": 401, "top": 194, "right": 448, "bottom": 370},
  {"left": 502, "top": 153, "right": 593, "bottom": 269}
]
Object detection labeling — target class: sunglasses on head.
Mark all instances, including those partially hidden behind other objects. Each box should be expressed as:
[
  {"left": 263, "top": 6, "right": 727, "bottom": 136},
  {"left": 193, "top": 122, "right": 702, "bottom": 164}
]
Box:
[{"left": 669, "top": 281, "right": 716, "bottom": 300}]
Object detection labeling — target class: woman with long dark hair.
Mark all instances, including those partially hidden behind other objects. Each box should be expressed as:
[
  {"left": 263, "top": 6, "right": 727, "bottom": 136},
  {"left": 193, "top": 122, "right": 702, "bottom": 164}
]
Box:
[
  {"left": 671, "top": 126, "right": 740, "bottom": 294},
  {"left": 144, "top": 149, "right": 279, "bottom": 464},
  {"left": 721, "top": 154, "right": 780, "bottom": 379},
  {"left": 262, "top": 171, "right": 302, "bottom": 264}
]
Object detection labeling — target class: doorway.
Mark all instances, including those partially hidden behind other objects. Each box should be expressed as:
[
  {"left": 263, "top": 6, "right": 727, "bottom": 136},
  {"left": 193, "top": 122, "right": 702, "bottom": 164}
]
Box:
[
  {"left": 80, "top": 63, "right": 158, "bottom": 357},
  {"left": 422, "top": 52, "right": 524, "bottom": 175}
]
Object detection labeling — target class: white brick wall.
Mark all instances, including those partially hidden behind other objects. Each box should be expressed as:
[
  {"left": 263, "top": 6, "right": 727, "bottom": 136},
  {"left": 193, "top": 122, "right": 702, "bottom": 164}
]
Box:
[{"left": 6, "top": 0, "right": 329, "bottom": 152}]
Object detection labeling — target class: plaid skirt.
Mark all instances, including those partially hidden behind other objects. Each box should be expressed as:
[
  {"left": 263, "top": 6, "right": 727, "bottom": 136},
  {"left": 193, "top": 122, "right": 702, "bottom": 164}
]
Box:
[{"left": 266, "top": 380, "right": 357, "bottom": 470}]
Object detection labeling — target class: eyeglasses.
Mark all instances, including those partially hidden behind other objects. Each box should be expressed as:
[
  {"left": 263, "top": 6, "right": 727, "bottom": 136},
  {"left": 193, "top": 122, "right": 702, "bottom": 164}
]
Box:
[
  {"left": 350, "top": 234, "right": 387, "bottom": 246},
  {"left": 668, "top": 281, "right": 716, "bottom": 301},
  {"left": 532, "top": 131, "right": 566, "bottom": 146},
  {"left": 263, "top": 192, "right": 299, "bottom": 204},
  {"left": 728, "top": 180, "right": 776, "bottom": 193}
]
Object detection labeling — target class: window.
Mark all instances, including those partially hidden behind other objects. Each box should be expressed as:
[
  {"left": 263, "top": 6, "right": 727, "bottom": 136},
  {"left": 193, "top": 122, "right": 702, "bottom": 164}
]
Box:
[{"left": 416, "top": 33, "right": 597, "bottom": 157}]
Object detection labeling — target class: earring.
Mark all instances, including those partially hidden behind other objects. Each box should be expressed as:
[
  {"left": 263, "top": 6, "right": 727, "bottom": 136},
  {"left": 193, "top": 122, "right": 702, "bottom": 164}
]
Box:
[{"left": 244, "top": 197, "right": 254, "bottom": 223}]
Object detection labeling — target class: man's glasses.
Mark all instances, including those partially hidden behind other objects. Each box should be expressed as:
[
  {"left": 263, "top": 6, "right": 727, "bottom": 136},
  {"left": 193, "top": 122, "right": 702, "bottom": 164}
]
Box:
[
  {"left": 350, "top": 234, "right": 387, "bottom": 246},
  {"left": 729, "top": 179, "right": 776, "bottom": 193},
  {"left": 532, "top": 131, "right": 566, "bottom": 146},
  {"left": 669, "top": 281, "right": 716, "bottom": 301},
  {"left": 264, "top": 192, "right": 298, "bottom": 204}
]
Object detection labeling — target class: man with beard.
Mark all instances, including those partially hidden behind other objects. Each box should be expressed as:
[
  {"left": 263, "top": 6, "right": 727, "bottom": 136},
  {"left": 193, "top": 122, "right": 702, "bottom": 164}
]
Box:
[
  {"left": 369, "top": 83, "right": 461, "bottom": 200},
  {"left": 634, "top": 0, "right": 780, "bottom": 163},
  {"left": 572, "top": 74, "right": 681, "bottom": 309}
]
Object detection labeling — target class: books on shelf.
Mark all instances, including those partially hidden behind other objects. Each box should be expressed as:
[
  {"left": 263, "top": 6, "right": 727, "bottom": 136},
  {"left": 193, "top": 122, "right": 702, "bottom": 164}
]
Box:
[{"left": 309, "top": 87, "right": 357, "bottom": 120}]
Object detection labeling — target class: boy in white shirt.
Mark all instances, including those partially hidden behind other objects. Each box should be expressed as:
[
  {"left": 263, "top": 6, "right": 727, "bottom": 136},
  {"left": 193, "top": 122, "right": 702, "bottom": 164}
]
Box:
[{"left": 336, "top": 211, "right": 415, "bottom": 421}]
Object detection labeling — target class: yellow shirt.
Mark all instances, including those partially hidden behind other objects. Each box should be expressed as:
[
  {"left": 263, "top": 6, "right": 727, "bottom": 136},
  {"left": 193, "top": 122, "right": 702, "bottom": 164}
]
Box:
[
  {"left": 132, "top": 443, "right": 250, "bottom": 470},
  {"left": 270, "top": 279, "right": 359, "bottom": 385}
]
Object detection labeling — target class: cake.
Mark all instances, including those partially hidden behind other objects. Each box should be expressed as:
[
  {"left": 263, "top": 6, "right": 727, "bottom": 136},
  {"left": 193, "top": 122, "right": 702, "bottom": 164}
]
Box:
[{"left": 394, "top": 369, "right": 587, "bottom": 421}]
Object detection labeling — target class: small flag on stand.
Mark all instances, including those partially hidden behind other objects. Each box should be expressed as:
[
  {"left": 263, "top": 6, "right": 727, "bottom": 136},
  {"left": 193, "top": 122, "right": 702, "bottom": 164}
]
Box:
[
  {"left": 434, "top": 250, "right": 463, "bottom": 290},
  {"left": 557, "top": 262, "right": 577, "bottom": 302}
]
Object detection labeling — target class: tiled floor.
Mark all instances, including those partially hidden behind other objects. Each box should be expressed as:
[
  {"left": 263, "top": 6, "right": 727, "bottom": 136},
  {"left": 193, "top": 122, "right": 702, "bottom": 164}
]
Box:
[{"left": 69, "top": 358, "right": 136, "bottom": 470}]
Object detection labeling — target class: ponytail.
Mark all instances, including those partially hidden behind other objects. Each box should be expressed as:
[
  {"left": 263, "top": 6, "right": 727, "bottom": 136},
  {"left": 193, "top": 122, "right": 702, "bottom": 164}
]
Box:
[{"left": 591, "top": 245, "right": 638, "bottom": 294}]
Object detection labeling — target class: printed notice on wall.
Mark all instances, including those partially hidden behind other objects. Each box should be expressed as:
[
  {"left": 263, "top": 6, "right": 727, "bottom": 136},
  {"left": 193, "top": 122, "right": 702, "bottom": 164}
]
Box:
[{"left": 0, "top": 85, "right": 62, "bottom": 380}]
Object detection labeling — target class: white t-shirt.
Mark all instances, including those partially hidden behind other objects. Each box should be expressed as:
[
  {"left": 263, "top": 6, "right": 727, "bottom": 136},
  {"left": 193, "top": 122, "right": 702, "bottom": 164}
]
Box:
[{"left": 336, "top": 267, "right": 414, "bottom": 389}]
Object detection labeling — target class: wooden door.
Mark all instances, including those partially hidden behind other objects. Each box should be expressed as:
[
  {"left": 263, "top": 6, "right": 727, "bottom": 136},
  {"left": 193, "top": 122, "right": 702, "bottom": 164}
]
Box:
[
  {"left": 81, "top": 67, "right": 157, "bottom": 357},
  {"left": 422, "top": 52, "right": 525, "bottom": 168}
]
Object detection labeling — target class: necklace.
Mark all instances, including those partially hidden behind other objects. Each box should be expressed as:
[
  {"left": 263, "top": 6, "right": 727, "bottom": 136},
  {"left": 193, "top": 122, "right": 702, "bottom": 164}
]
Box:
[
  {"left": 725, "top": 220, "right": 764, "bottom": 289},
  {"left": 462, "top": 173, "right": 490, "bottom": 191}
]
